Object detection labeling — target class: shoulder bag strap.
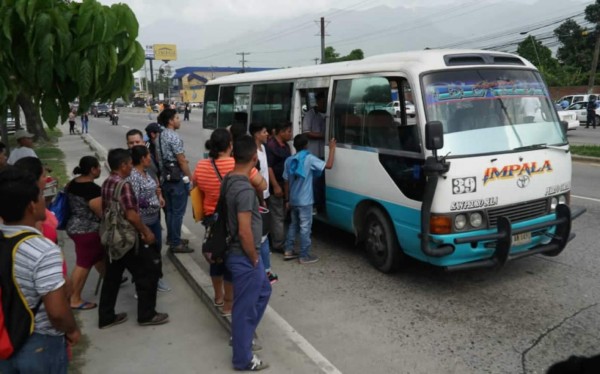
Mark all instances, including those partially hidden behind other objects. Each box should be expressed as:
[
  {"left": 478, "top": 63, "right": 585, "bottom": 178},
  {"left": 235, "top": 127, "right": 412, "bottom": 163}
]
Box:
[
  {"left": 211, "top": 158, "right": 223, "bottom": 183},
  {"left": 112, "top": 179, "right": 127, "bottom": 202},
  {"left": 7, "top": 231, "right": 44, "bottom": 314}
]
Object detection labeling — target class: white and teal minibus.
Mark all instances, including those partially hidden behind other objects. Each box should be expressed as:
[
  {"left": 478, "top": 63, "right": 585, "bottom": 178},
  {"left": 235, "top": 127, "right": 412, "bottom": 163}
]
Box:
[{"left": 202, "top": 49, "right": 585, "bottom": 273}]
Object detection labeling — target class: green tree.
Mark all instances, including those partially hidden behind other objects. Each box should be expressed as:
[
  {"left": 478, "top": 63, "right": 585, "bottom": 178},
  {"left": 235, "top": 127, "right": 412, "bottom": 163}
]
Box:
[
  {"left": 0, "top": 0, "right": 144, "bottom": 141},
  {"left": 323, "top": 46, "right": 364, "bottom": 63},
  {"left": 516, "top": 36, "right": 565, "bottom": 85}
]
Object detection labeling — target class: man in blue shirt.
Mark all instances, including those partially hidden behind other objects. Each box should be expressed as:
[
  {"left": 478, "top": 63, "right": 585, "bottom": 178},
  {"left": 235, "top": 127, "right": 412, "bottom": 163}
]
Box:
[{"left": 283, "top": 134, "right": 336, "bottom": 264}]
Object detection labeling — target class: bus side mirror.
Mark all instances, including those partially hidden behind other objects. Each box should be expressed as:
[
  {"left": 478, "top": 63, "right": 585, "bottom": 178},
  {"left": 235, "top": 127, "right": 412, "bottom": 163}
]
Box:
[
  {"left": 425, "top": 121, "right": 444, "bottom": 151},
  {"left": 560, "top": 121, "right": 568, "bottom": 136}
]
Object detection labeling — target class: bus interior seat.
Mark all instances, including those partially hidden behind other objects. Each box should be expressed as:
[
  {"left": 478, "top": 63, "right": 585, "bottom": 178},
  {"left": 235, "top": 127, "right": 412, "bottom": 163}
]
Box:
[
  {"left": 339, "top": 112, "right": 362, "bottom": 144},
  {"left": 448, "top": 107, "right": 476, "bottom": 133},
  {"left": 366, "top": 110, "right": 400, "bottom": 149}
]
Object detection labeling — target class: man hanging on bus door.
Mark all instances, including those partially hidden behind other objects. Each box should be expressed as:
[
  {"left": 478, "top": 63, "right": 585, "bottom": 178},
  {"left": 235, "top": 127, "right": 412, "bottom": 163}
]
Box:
[{"left": 302, "top": 90, "right": 328, "bottom": 213}]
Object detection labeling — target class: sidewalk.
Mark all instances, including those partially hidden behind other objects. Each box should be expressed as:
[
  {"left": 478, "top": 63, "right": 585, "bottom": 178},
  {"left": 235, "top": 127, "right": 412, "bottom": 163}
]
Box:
[
  {"left": 57, "top": 125, "right": 331, "bottom": 373},
  {"left": 57, "top": 126, "right": 233, "bottom": 373}
]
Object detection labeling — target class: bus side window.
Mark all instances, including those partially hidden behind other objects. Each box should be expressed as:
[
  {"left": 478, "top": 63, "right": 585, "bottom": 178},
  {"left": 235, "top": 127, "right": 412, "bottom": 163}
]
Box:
[{"left": 251, "top": 83, "right": 293, "bottom": 133}]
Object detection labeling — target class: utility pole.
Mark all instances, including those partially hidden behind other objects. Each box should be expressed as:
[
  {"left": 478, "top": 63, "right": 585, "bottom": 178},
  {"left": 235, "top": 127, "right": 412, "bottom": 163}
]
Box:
[
  {"left": 313, "top": 58, "right": 320, "bottom": 65},
  {"left": 588, "top": 30, "right": 600, "bottom": 93},
  {"left": 320, "top": 17, "right": 325, "bottom": 64},
  {"left": 237, "top": 52, "right": 250, "bottom": 73}
]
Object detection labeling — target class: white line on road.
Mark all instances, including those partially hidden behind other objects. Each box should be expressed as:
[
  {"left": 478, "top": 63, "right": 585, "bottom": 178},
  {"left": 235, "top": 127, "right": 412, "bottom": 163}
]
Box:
[
  {"left": 264, "top": 306, "right": 343, "bottom": 374},
  {"left": 122, "top": 125, "right": 130, "bottom": 129},
  {"left": 572, "top": 195, "right": 600, "bottom": 203}
]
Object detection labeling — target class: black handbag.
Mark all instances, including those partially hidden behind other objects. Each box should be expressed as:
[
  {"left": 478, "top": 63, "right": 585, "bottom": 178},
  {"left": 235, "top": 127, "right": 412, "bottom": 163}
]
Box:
[{"left": 159, "top": 134, "right": 182, "bottom": 182}]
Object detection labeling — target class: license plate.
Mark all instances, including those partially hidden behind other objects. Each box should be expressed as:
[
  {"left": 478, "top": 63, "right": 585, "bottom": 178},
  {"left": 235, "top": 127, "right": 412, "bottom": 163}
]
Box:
[{"left": 512, "top": 232, "right": 531, "bottom": 246}]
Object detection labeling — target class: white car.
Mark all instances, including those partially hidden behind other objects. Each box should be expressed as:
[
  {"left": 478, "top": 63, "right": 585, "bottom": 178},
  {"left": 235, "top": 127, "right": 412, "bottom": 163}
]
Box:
[
  {"left": 385, "top": 100, "right": 416, "bottom": 118},
  {"left": 565, "top": 101, "right": 599, "bottom": 125},
  {"left": 556, "top": 109, "right": 579, "bottom": 131}
]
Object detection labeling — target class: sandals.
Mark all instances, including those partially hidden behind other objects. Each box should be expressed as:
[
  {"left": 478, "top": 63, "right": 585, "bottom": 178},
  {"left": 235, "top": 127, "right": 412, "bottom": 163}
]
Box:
[
  {"left": 71, "top": 301, "right": 97, "bottom": 310},
  {"left": 213, "top": 299, "right": 224, "bottom": 307}
]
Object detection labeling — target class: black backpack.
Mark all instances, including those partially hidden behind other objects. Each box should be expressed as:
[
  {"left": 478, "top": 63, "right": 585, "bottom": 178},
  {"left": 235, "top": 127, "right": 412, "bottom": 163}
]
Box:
[
  {"left": 0, "top": 231, "right": 42, "bottom": 359},
  {"left": 202, "top": 177, "right": 232, "bottom": 263}
]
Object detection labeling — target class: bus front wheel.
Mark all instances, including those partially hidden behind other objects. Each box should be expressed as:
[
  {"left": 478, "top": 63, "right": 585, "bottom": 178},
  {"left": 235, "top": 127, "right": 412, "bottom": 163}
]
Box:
[{"left": 364, "top": 207, "right": 402, "bottom": 273}]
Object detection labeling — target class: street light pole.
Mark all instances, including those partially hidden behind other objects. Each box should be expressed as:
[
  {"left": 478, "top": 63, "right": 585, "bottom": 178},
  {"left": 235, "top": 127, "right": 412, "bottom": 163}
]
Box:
[{"left": 520, "top": 32, "right": 541, "bottom": 67}]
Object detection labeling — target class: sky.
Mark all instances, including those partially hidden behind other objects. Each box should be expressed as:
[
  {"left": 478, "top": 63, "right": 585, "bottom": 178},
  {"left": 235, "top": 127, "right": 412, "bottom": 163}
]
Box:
[{"left": 98, "top": 0, "right": 594, "bottom": 71}]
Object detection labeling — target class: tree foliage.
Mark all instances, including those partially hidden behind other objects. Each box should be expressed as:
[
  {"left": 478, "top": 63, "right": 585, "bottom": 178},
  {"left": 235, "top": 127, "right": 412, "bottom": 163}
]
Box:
[
  {"left": 0, "top": 0, "right": 144, "bottom": 133},
  {"left": 323, "top": 46, "right": 364, "bottom": 63}
]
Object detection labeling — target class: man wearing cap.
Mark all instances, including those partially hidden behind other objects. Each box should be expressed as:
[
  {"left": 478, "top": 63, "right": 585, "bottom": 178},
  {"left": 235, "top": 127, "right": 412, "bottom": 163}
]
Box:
[{"left": 8, "top": 129, "right": 38, "bottom": 165}]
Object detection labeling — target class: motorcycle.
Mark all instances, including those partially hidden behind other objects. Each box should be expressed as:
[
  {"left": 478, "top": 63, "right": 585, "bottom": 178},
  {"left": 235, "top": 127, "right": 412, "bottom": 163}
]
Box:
[{"left": 110, "top": 109, "right": 119, "bottom": 126}]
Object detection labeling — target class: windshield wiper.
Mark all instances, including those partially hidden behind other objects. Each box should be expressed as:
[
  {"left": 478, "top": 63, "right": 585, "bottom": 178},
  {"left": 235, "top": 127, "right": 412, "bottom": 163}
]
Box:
[{"left": 512, "top": 143, "right": 569, "bottom": 153}]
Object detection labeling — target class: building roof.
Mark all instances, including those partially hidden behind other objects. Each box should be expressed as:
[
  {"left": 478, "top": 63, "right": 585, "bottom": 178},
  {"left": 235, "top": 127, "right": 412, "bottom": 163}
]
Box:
[{"left": 172, "top": 66, "right": 277, "bottom": 80}]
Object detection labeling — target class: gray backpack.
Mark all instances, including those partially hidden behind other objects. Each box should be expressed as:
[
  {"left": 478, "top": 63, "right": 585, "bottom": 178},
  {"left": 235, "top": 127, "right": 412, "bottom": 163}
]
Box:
[{"left": 100, "top": 180, "right": 138, "bottom": 261}]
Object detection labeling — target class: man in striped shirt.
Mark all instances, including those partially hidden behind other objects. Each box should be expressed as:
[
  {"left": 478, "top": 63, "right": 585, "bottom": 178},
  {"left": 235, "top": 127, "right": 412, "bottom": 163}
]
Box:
[{"left": 0, "top": 167, "right": 80, "bottom": 373}]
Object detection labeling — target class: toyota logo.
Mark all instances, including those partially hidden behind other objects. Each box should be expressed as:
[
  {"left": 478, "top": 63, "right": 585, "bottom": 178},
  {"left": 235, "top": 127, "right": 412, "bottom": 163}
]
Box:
[{"left": 517, "top": 175, "right": 530, "bottom": 188}]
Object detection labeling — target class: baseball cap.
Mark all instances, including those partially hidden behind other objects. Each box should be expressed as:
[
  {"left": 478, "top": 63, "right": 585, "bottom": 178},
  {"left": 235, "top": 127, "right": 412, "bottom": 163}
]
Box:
[
  {"left": 145, "top": 122, "right": 161, "bottom": 134},
  {"left": 15, "top": 129, "right": 34, "bottom": 140}
]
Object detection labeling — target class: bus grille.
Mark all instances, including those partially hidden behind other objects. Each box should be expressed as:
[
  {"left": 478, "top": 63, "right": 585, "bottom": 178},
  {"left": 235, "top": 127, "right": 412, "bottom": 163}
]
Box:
[{"left": 487, "top": 199, "right": 549, "bottom": 228}]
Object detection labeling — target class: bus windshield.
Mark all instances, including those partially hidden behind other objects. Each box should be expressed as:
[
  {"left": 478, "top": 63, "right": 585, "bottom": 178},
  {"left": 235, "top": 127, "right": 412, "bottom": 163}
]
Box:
[{"left": 422, "top": 69, "right": 566, "bottom": 157}]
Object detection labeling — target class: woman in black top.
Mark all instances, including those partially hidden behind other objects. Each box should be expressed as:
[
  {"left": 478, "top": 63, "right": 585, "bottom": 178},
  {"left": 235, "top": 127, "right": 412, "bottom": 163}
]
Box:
[{"left": 66, "top": 156, "right": 104, "bottom": 310}]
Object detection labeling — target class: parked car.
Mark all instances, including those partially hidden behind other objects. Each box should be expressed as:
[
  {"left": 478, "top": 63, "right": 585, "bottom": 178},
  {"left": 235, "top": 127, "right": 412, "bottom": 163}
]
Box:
[
  {"left": 94, "top": 103, "right": 110, "bottom": 117},
  {"left": 385, "top": 100, "right": 416, "bottom": 118},
  {"left": 5, "top": 109, "right": 17, "bottom": 134},
  {"left": 564, "top": 101, "right": 600, "bottom": 125},
  {"left": 554, "top": 104, "right": 579, "bottom": 131},
  {"left": 175, "top": 102, "right": 186, "bottom": 113},
  {"left": 556, "top": 94, "right": 599, "bottom": 109}
]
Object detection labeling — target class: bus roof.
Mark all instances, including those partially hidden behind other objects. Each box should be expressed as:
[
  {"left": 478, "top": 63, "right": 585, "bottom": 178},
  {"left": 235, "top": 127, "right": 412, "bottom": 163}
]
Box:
[{"left": 207, "top": 49, "right": 536, "bottom": 86}]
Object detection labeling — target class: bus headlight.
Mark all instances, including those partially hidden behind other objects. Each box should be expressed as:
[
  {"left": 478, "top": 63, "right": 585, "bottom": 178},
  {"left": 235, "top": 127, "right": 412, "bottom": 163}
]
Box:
[
  {"left": 558, "top": 195, "right": 567, "bottom": 205},
  {"left": 454, "top": 214, "right": 467, "bottom": 230},
  {"left": 469, "top": 212, "right": 483, "bottom": 228},
  {"left": 550, "top": 197, "right": 558, "bottom": 211}
]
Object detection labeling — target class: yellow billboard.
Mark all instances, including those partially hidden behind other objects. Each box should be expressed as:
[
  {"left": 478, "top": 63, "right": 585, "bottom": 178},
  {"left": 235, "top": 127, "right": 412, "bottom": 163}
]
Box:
[{"left": 153, "top": 44, "right": 177, "bottom": 61}]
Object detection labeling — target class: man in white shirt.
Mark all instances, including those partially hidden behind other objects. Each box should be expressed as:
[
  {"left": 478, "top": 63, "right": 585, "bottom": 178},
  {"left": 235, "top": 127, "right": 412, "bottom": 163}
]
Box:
[{"left": 7, "top": 130, "right": 37, "bottom": 165}]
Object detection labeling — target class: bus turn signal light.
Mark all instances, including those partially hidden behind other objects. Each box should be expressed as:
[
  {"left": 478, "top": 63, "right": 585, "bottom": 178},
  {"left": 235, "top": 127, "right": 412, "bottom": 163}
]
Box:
[{"left": 430, "top": 215, "right": 452, "bottom": 234}]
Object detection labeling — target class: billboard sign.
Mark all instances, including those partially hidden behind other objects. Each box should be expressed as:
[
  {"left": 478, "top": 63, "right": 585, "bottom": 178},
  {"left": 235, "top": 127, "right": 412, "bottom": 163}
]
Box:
[
  {"left": 145, "top": 45, "right": 155, "bottom": 59},
  {"left": 154, "top": 44, "right": 177, "bottom": 61}
]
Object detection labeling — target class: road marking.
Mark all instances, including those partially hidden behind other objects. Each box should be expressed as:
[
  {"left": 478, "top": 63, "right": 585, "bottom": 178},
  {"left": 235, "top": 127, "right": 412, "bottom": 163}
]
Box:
[
  {"left": 122, "top": 125, "right": 130, "bottom": 129},
  {"left": 265, "top": 306, "right": 343, "bottom": 374},
  {"left": 572, "top": 194, "right": 600, "bottom": 203}
]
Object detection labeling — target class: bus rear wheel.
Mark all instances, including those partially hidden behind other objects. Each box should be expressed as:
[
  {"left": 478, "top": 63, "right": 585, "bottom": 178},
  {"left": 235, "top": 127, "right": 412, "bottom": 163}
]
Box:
[{"left": 364, "top": 207, "right": 402, "bottom": 273}]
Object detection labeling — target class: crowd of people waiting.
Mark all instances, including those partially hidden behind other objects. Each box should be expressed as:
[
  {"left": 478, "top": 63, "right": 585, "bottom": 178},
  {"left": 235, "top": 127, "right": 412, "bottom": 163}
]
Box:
[{"left": 0, "top": 104, "right": 337, "bottom": 372}]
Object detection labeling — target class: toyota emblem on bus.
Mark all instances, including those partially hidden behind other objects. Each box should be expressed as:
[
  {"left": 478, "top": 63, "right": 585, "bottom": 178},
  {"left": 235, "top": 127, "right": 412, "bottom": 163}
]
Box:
[{"left": 517, "top": 175, "right": 530, "bottom": 188}]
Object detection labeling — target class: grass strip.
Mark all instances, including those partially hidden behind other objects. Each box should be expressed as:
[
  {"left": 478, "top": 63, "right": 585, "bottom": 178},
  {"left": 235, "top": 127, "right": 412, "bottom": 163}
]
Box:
[{"left": 570, "top": 145, "right": 600, "bottom": 158}]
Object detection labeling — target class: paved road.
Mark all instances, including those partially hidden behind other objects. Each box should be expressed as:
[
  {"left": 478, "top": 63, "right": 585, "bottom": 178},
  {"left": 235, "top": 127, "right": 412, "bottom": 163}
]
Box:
[{"left": 79, "top": 111, "right": 600, "bottom": 374}]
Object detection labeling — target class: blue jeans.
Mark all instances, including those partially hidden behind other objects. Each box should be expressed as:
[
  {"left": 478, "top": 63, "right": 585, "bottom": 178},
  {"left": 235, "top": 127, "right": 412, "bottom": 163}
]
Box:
[
  {"left": 162, "top": 180, "right": 188, "bottom": 247},
  {"left": 0, "top": 333, "right": 68, "bottom": 374},
  {"left": 81, "top": 119, "right": 88, "bottom": 133},
  {"left": 226, "top": 254, "right": 272, "bottom": 369},
  {"left": 285, "top": 205, "right": 313, "bottom": 259},
  {"left": 259, "top": 238, "right": 271, "bottom": 271}
]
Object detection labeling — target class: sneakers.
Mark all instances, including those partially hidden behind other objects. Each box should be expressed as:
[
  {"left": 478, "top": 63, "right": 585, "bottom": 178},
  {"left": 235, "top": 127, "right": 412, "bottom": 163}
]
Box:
[
  {"left": 283, "top": 252, "right": 298, "bottom": 261},
  {"left": 139, "top": 312, "right": 169, "bottom": 326},
  {"left": 167, "top": 238, "right": 189, "bottom": 246},
  {"left": 267, "top": 272, "right": 279, "bottom": 285},
  {"left": 239, "top": 354, "right": 269, "bottom": 371},
  {"left": 99, "top": 312, "right": 128, "bottom": 329},
  {"left": 157, "top": 278, "right": 172, "bottom": 292},
  {"left": 169, "top": 243, "right": 194, "bottom": 253},
  {"left": 299, "top": 255, "right": 319, "bottom": 264},
  {"left": 229, "top": 338, "right": 263, "bottom": 352}
]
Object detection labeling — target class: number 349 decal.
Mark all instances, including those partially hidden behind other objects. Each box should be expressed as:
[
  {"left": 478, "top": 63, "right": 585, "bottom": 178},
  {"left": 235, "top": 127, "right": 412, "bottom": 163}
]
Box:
[{"left": 452, "top": 177, "right": 477, "bottom": 194}]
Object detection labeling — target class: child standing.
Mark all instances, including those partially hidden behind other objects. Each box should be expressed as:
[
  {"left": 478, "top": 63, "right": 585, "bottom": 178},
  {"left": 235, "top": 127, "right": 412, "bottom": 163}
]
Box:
[{"left": 283, "top": 134, "right": 336, "bottom": 264}]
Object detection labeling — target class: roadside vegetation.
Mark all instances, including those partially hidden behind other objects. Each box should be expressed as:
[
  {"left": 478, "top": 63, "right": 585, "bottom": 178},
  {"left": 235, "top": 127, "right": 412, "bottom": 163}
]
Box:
[{"left": 570, "top": 145, "right": 600, "bottom": 158}]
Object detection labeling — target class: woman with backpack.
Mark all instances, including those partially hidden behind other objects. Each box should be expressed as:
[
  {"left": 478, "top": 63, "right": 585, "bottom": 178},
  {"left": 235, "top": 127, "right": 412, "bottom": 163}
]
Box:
[
  {"left": 193, "top": 128, "right": 266, "bottom": 316},
  {"left": 65, "top": 156, "right": 105, "bottom": 310}
]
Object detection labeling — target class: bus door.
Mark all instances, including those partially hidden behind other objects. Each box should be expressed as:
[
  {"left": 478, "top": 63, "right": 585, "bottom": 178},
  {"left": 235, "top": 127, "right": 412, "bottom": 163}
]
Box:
[{"left": 294, "top": 77, "right": 331, "bottom": 139}]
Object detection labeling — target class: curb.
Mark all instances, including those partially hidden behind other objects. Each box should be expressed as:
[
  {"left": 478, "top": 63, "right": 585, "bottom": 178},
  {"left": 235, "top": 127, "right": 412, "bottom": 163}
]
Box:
[
  {"left": 571, "top": 154, "right": 600, "bottom": 164},
  {"left": 76, "top": 129, "right": 232, "bottom": 332}
]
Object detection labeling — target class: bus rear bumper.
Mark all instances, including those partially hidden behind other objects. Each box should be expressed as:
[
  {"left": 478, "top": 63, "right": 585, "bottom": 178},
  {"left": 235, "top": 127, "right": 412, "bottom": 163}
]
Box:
[{"left": 443, "top": 205, "right": 585, "bottom": 272}]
